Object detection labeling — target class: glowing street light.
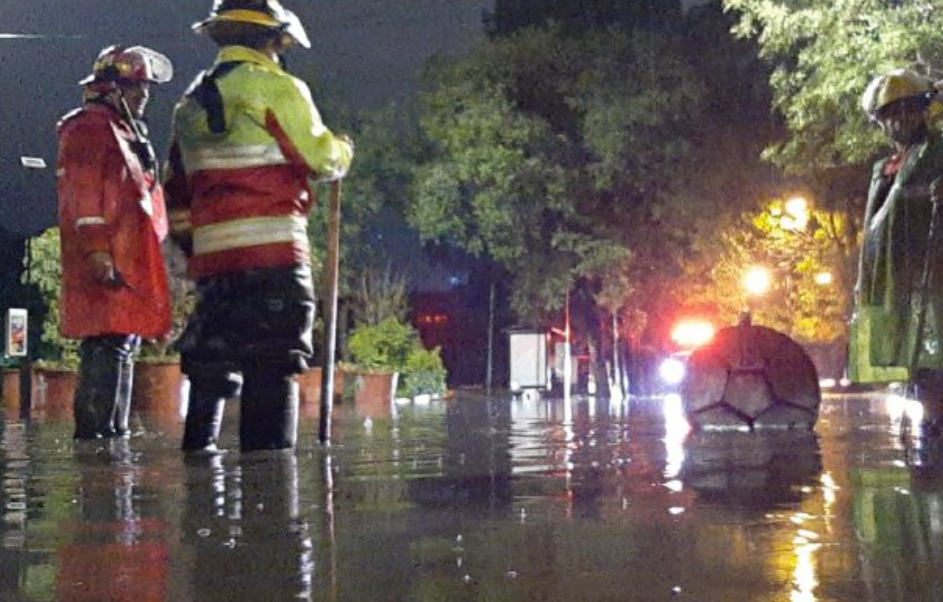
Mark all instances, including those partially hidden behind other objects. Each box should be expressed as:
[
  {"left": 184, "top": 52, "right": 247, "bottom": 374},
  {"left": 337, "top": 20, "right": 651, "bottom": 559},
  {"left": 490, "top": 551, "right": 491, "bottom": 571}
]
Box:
[
  {"left": 743, "top": 265, "right": 772, "bottom": 297},
  {"left": 781, "top": 196, "right": 810, "bottom": 231}
]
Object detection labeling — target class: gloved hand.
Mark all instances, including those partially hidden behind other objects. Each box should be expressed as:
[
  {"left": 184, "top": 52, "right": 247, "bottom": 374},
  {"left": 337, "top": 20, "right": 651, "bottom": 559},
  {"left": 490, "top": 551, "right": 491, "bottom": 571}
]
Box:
[
  {"left": 87, "top": 251, "right": 116, "bottom": 284},
  {"left": 338, "top": 133, "right": 355, "bottom": 153}
]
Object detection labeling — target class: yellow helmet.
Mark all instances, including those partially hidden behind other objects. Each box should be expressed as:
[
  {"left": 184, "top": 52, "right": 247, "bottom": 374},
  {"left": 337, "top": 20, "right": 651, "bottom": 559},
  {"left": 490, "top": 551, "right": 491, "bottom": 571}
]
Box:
[
  {"left": 861, "top": 69, "right": 936, "bottom": 118},
  {"left": 193, "top": 0, "right": 310, "bottom": 49}
]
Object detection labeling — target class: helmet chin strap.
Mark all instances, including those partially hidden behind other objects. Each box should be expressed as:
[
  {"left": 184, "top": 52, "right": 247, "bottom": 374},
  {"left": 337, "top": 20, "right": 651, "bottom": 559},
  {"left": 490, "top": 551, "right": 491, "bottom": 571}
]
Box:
[{"left": 115, "top": 88, "right": 158, "bottom": 177}]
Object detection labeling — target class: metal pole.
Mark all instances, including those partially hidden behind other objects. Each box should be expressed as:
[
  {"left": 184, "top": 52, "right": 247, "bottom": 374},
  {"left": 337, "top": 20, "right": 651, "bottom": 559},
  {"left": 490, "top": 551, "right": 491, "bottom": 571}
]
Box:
[
  {"left": 486, "top": 281, "right": 495, "bottom": 395},
  {"left": 612, "top": 312, "right": 621, "bottom": 397},
  {"left": 909, "top": 178, "right": 942, "bottom": 397},
  {"left": 319, "top": 181, "right": 342, "bottom": 445},
  {"left": 564, "top": 290, "right": 572, "bottom": 402}
]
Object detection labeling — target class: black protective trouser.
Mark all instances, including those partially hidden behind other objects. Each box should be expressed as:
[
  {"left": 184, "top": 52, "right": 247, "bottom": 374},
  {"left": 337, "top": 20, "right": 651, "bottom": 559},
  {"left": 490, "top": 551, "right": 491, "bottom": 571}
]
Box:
[
  {"left": 73, "top": 335, "right": 139, "bottom": 439},
  {"left": 914, "top": 369, "right": 943, "bottom": 433},
  {"left": 179, "top": 265, "right": 315, "bottom": 452}
]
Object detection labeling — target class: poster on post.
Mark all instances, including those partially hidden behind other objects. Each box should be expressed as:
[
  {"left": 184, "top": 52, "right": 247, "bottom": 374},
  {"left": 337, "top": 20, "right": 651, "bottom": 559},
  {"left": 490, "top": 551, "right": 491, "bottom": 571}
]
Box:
[{"left": 6, "top": 309, "right": 27, "bottom": 358}]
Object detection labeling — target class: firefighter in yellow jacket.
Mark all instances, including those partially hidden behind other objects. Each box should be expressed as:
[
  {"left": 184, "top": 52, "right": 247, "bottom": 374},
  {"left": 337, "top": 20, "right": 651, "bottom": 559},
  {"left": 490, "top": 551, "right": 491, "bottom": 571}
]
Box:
[{"left": 165, "top": 0, "right": 353, "bottom": 451}]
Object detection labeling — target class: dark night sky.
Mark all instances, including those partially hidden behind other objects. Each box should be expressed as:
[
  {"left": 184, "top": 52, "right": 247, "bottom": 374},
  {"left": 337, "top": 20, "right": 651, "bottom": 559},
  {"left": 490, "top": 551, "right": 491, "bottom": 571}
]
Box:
[{"left": 0, "top": 0, "right": 493, "bottom": 236}]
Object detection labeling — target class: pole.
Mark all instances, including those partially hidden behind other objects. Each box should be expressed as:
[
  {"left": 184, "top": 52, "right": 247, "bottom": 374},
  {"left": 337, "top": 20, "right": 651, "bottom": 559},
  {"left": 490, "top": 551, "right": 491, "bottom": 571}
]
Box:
[
  {"left": 564, "top": 290, "right": 572, "bottom": 402},
  {"left": 612, "top": 312, "right": 621, "bottom": 398},
  {"left": 909, "top": 178, "right": 942, "bottom": 397},
  {"left": 319, "top": 181, "right": 342, "bottom": 445},
  {"left": 486, "top": 280, "right": 495, "bottom": 395}
]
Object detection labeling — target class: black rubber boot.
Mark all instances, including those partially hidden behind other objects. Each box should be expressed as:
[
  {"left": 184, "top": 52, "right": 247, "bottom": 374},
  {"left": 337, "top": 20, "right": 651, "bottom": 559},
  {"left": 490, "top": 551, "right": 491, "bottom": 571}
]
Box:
[
  {"left": 914, "top": 369, "right": 943, "bottom": 437},
  {"left": 182, "top": 386, "right": 227, "bottom": 451},
  {"left": 112, "top": 356, "right": 135, "bottom": 437},
  {"left": 73, "top": 337, "right": 130, "bottom": 439},
  {"left": 240, "top": 372, "right": 298, "bottom": 452}
]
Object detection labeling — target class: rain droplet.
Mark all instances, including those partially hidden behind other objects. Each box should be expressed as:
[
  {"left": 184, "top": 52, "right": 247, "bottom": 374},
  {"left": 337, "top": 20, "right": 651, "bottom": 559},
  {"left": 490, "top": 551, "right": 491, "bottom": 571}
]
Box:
[
  {"left": 462, "top": 574, "right": 473, "bottom": 584},
  {"left": 456, "top": 534, "right": 463, "bottom": 543},
  {"left": 672, "top": 586, "right": 682, "bottom": 595},
  {"left": 520, "top": 508, "right": 527, "bottom": 523},
  {"left": 505, "top": 570, "right": 518, "bottom": 580},
  {"left": 197, "top": 528, "right": 211, "bottom": 538}
]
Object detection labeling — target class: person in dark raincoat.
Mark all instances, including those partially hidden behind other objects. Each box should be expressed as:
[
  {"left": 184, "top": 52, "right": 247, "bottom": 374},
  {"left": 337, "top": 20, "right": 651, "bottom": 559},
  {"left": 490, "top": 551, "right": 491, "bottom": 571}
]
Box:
[{"left": 850, "top": 68, "right": 943, "bottom": 431}]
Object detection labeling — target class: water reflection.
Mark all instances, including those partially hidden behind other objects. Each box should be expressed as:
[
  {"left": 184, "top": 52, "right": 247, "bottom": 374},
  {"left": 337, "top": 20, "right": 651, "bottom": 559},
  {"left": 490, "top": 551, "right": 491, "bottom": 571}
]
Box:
[
  {"left": 0, "top": 391, "right": 942, "bottom": 601},
  {"left": 179, "top": 452, "right": 313, "bottom": 602},
  {"left": 57, "top": 441, "right": 170, "bottom": 602},
  {"left": 850, "top": 434, "right": 943, "bottom": 602},
  {"left": 681, "top": 430, "right": 822, "bottom": 509}
]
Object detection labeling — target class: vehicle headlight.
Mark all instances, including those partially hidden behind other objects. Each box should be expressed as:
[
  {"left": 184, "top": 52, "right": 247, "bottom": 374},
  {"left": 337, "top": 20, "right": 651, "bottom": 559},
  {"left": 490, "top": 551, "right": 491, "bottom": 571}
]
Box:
[{"left": 659, "top": 357, "right": 686, "bottom": 385}]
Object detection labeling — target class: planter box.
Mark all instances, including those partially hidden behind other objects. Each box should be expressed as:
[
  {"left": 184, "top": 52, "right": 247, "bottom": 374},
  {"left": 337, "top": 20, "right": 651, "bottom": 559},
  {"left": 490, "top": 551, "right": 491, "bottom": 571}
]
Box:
[
  {"left": 133, "top": 360, "right": 186, "bottom": 418},
  {"left": 31, "top": 366, "right": 78, "bottom": 418},
  {"left": 2, "top": 368, "right": 21, "bottom": 415},
  {"left": 295, "top": 367, "right": 354, "bottom": 408},
  {"left": 354, "top": 371, "right": 399, "bottom": 419}
]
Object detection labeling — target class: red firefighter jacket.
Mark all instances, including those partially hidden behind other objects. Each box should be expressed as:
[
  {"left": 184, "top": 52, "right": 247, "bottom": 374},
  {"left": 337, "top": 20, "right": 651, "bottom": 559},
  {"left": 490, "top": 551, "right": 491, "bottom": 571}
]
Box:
[
  {"left": 57, "top": 103, "right": 172, "bottom": 339},
  {"left": 164, "top": 46, "right": 353, "bottom": 280}
]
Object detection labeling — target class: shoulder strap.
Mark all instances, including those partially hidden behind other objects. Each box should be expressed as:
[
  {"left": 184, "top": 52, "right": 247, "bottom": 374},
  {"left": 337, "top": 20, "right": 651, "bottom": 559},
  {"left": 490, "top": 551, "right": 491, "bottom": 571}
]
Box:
[{"left": 186, "top": 61, "right": 244, "bottom": 134}]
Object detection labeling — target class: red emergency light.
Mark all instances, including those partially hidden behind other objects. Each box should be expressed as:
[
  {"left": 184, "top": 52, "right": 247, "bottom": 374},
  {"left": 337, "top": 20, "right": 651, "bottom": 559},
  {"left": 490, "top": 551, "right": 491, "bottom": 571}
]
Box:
[{"left": 670, "top": 319, "right": 715, "bottom": 349}]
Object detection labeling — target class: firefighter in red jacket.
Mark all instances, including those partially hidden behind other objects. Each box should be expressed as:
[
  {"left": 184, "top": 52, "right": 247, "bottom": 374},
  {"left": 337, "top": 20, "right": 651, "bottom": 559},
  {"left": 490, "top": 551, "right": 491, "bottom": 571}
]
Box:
[
  {"left": 57, "top": 45, "right": 174, "bottom": 439},
  {"left": 165, "top": 0, "right": 354, "bottom": 452}
]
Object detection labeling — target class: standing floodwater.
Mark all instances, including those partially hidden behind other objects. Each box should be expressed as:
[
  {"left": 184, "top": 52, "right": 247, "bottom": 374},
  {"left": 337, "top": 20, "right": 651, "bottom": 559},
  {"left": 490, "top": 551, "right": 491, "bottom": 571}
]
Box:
[{"left": 0, "top": 391, "right": 940, "bottom": 601}]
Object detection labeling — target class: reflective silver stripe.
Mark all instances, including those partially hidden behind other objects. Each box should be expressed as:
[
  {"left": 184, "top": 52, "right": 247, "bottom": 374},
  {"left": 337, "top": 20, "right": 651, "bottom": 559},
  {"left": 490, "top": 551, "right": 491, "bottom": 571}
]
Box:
[
  {"left": 75, "top": 216, "right": 106, "bottom": 227},
  {"left": 193, "top": 216, "right": 307, "bottom": 255},
  {"left": 184, "top": 143, "right": 288, "bottom": 171}
]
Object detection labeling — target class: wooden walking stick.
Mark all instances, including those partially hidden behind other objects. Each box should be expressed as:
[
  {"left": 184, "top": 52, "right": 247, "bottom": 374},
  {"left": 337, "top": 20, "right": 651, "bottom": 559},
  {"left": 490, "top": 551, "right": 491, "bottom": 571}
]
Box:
[
  {"left": 319, "top": 180, "right": 342, "bottom": 445},
  {"left": 909, "top": 177, "right": 943, "bottom": 399}
]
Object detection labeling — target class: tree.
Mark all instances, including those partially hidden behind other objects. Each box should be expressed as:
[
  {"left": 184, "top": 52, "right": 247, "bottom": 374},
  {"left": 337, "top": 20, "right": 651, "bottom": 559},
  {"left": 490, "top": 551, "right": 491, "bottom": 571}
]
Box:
[
  {"left": 723, "top": 0, "right": 943, "bottom": 170},
  {"left": 485, "top": 0, "right": 683, "bottom": 36},
  {"left": 687, "top": 197, "right": 856, "bottom": 344},
  {"left": 718, "top": 0, "right": 943, "bottom": 350},
  {"left": 410, "top": 26, "right": 706, "bottom": 394}
]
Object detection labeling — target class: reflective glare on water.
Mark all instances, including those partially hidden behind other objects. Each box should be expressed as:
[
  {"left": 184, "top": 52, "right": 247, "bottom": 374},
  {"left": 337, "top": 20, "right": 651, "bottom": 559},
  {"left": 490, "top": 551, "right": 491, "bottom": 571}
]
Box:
[{"left": 0, "top": 391, "right": 941, "bottom": 602}]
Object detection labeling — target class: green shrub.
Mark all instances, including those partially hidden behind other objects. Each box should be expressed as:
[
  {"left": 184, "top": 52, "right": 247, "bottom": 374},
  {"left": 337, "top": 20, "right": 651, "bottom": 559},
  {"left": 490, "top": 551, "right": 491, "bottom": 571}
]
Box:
[
  {"left": 348, "top": 317, "right": 447, "bottom": 397},
  {"left": 24, "top": 228, "right": 79, "bottom": 370},
  {"left": 402, "top": 347, "right": 447, "bottom": 398},
  {"left": 139, "top": 243, "right": 194, "bottom": 362},
  {"left": 348, "top": 317, "right": 415, "bottom": 371}
]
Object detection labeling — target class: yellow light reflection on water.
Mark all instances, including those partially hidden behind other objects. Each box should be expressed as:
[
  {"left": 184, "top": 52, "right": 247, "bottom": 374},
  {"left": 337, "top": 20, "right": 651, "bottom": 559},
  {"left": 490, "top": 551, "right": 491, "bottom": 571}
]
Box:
[{"left": 791, "top": 538, "right": 821, "bottom": 602}]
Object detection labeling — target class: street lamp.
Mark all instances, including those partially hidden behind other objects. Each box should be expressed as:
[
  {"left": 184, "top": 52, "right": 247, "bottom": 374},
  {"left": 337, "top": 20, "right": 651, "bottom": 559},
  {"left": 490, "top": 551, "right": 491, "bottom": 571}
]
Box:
[
  {"left": 743, "top": 265, "right": 772, "bottom": 298},
  {"left": 781, "top": 195, "right": 810, "bottom": 231},
  {"left": 741, "top": 265, "right": 771, "bottom": 326}
]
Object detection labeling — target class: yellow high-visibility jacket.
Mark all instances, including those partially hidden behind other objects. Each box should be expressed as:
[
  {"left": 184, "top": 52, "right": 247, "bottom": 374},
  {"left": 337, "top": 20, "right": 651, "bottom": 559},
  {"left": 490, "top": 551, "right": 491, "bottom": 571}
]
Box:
[{"left": 164, "top": 45, "right": 353, "bottom": 279}]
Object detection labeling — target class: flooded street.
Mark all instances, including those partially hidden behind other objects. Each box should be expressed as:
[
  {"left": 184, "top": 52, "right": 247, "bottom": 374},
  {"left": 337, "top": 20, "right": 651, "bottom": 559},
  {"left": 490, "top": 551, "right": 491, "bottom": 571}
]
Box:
[{"left": 0, "top": 391, "right": 941, "bottom": 602}]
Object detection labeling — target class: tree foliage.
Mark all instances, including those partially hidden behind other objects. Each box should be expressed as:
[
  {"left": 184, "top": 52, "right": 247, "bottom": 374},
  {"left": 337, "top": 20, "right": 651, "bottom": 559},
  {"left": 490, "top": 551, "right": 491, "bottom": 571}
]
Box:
[
  {"left": 23, "top": 228, "right": 79, "bottom": 368},
  {"left": 686, "top": 197, "right": 856, "bottom": 343},
  {"left": 410, "top": 27, "right": 704, "bottom": 325},
  {"left": 307, "top": 106, "right": 418, "bottom": 297},
  {"left": 486, "top": 0, "right": 683, "bottom": 36},
  {"left": 724, "top": 0, "right": 943, "bottom": 171}
]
